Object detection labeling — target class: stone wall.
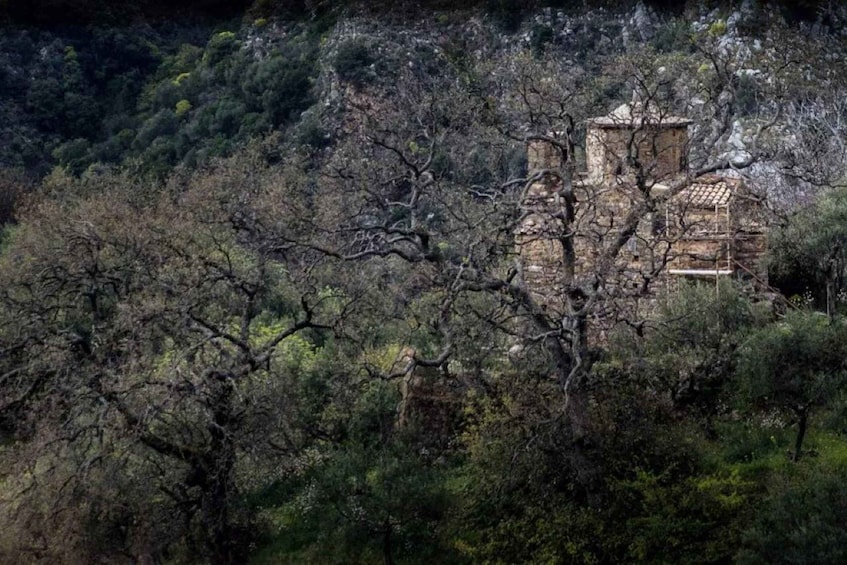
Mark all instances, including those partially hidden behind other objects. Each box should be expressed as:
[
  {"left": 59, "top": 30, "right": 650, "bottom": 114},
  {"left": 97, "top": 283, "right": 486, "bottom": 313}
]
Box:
[
  {"left": 517, "top": 110, "right": 770, "bottom": 335},
  {"left": 527, "top": 138, "right": 566, "bottom": 171}
]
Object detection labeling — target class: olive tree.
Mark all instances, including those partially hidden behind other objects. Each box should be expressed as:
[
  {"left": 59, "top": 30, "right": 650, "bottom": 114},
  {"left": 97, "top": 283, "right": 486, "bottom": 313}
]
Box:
[{"left": 738, "top": 311, "right": 847, "bottom": 461}]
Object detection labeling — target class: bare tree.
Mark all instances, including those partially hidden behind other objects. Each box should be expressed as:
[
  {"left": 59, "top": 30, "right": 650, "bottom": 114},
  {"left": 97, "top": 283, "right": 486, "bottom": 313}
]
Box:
[
  {"left": 0, "top": 151, "right": 346, "bottom": 564},
  {"left": 286, "top": 40, "right": 787, "bottom": 429}
]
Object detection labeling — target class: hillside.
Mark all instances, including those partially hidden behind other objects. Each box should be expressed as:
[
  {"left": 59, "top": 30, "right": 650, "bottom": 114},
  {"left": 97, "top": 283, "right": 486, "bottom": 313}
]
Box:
[{"left": 2, "top": 1, "right": 847, "bottom": 563}]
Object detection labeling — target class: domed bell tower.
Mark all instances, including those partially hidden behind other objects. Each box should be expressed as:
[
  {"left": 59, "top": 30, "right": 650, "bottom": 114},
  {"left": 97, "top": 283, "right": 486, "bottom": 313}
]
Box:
[{"left": 585, "top": 102, "right": 691, "bottom": 185}]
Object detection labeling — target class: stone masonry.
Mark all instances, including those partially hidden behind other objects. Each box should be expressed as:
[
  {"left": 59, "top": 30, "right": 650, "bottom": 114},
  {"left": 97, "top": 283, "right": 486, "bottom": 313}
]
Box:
[{"left": 517, "top": 102, "right": 768, "bottom": 326}]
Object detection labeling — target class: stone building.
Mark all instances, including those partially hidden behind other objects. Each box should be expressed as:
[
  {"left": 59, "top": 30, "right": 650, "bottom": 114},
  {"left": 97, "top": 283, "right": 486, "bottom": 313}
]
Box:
[{"left": 516, "top": 102, "right": 768, "bottom": 322}]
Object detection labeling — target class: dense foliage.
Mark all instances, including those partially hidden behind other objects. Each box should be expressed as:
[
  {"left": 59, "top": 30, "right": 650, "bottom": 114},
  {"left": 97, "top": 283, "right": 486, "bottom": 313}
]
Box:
[{"left": 2, "top": 1, "right": 847, "bottom": 564}]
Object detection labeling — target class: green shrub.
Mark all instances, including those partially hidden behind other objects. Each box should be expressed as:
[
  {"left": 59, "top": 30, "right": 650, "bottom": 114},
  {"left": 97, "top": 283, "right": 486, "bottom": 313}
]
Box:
[
  {"left": 53, "top": 138, "right": 92, "bottom": 176},
  {"left": 652, "top": 19, "right": 694, "bottom": 53},
  {"left": 334, "top": 39, "right": 375, "bottom": 86},
  {"left": 296, "top": 114, "right": 329, "bottom": 149},
  {"left": 174, "top": 99, "right": 192, "bottom": 118},
  {"left": 133, "top": 109, "right": 178, "bottom": 150},
  {"left": 243, "top": 54, "right": 315, "bottom": 126},
  {"left": 708, "top": 20, "right": 727, "bottom": 37},
  {"left": 612, "top": 468, "right": 753, "bottom": 563},
  {"left": 530, "top": 24, "right": 554, "bottom": 56},
  {"left": 209, "top": 98, "right": 246, "bottom": 136},
  {"left": 738, "top": 468, "right": 847, "bottom": 564},
  {"left": 205, "top": 31, "right": 240, "bottom": 66}
]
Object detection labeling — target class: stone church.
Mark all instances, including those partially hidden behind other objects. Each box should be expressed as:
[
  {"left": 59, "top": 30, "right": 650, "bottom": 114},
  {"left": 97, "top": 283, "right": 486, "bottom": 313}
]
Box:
[{"left": 517, "top": 102, "right": 768, "bottom": 323}]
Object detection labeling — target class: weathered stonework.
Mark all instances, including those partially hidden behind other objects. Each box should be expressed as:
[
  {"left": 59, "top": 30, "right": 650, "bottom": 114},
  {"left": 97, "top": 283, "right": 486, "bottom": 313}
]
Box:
[{"left": 518, "top": 102, "right": 769, "bottom": 329}]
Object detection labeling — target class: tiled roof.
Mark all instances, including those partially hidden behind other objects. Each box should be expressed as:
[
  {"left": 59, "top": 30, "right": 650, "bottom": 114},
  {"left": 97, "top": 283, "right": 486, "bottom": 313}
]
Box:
[{"left": 675, "top": 177, "right": 733, "bottom": 207}]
